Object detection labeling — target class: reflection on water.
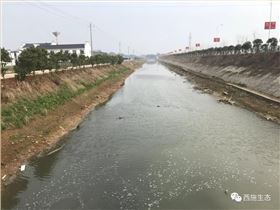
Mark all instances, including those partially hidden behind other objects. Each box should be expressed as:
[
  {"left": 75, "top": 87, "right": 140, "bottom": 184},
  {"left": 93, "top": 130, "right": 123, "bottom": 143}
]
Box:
[
  {"left": 2, "top": 64, "right": 279, "bottom": 209},
  {"left": 30, "top": 149, "right": 61, "bottom": 180}
]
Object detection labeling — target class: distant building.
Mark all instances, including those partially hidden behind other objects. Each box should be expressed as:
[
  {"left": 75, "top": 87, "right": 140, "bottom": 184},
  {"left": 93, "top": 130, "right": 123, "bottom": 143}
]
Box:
[
  {"left": 145, "top": 54, "right": 157, "bottom": 63},
  {"left": 7, "top": 42, "right": 91, "bottom": 66},
  {"left": 22, "top": 42, "right": 91, "bottom": 57},
  {"left": 7, "top": 50, "right": 21, "bottom": 66}
]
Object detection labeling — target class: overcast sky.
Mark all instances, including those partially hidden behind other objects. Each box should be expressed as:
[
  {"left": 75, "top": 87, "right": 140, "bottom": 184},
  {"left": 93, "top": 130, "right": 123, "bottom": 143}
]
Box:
[{"left": 2, "top": 0, "right": 280, "bottom": 54}]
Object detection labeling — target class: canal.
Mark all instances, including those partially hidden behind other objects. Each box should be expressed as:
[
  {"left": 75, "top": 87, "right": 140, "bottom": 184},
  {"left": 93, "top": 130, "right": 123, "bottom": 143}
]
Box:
[{"left": 2, "top": 63, "right": 279, "bottom": 209}]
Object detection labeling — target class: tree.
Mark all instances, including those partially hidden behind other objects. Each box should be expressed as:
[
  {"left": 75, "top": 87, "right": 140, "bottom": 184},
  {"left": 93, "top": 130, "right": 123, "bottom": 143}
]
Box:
[
  {"left": 15, "top": 46, "right": 49, "bottom": 79},
  {"left": 234, "top": 44, "right": 242, "bottom": 54},
  {"left": 222, "top": 46, "right": 230, "bottom": 55},
  {"left": 108, "top": 55, "right": 118, "bottom": 65},
  {"left": 261, "top": 44, "right": 268, "bottom": 53},
  {"left": 241, "top": 41, "right": 252, "bottom": 54},
  {"left": 1, "top": 48, "right": 12, "bottom": 78},
  {"left": 89, "top": 56, "right": 97, "bottom": 67},
  {"left": 48, "top": 51, "right": 60, "bottom": 71},
  {"left": 36, "top": 48, "right": 49, "bottom": 72},
  {"left": 117, "top": 55, "right": 124, "bottom": 64},
  {"left": 78, "top": 54, "right": 86, "bottom": 68},
  {"left": 94, "top": 54, "right": 104, "bottom": 64},
  {"left": 56, "top": 50, "right": 71, "bottom": 69},
  {"left": 14, "top": 65, "right": 28, "bottom": 81},
  {"left": 70, "top": 53, "right": 79, "bottom": 69},
  {"left": 228, "top": 45, "right": 235, "bottom": 54},
  {"left": 253, "top": 39, "right": 263, "bottom": 53},
  {"left": 15, "top": 47, "right": 37, "bottom": 80},
  {"left": 267, "top": 37, "right": 278, "bottom": 51},
  {"left": 62, "top": 51, "right": 71, "bottom": 63},
  {"left": 216, "top": 47, "right": 222, "bottom": 55},
  {"left": 49, "top": 50, "right": 70, "bottom": 70}
]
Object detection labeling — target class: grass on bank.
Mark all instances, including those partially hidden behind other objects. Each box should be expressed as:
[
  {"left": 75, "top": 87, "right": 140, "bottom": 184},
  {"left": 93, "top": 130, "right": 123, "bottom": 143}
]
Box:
[{"left": 1, "top": 67, "right": 129, "bottom": 131}]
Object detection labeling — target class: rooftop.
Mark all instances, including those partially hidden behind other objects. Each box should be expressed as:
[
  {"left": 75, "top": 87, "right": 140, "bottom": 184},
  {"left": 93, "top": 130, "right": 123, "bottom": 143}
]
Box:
[{"left": 22, "top": 43, "right": 85, "bottom": 50}]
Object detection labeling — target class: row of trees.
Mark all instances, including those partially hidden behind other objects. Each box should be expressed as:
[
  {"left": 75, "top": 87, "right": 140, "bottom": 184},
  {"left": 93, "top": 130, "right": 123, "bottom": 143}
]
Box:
[
  {"left": 1, "top": 48, "right": 12, "bottom": 78},
  {"left": 1, "top": 47, "right": 124, "bottom": 80},
  {"left": 176, "top": 37, "right": 279, "bottom": 57}
]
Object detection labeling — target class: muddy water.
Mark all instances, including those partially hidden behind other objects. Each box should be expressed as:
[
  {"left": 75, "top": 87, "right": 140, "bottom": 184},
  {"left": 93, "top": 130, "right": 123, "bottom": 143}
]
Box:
[{"left": 2, "top": 63, "right": 279, "bottom": 209}]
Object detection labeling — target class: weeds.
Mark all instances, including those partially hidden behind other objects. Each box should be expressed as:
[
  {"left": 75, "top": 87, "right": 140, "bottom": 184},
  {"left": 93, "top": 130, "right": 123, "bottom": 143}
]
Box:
[{"left": 1, "top": 67, "right": 128, "bottom": 130}]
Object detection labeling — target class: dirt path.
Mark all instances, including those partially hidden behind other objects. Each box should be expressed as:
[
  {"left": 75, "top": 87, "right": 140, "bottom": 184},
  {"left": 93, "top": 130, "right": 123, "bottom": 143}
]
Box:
[{"left": 1, "top": 63, "right": 141, "bottom": 187}]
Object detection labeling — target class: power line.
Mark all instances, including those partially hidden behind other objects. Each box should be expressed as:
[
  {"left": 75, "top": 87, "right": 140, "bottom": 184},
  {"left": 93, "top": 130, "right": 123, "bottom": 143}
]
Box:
[
  {"left": 29, "top": 0, "right": 143, "bottom": 55},
  {"left": 268, "top": 0, "right": 272, "bottom": 40},
  {"left": 119, "top": 42, "right": 122, "bottom": 54},
  {"left": 36, "top": 0, "right": 89, "bottom": 24},
  {"left": 22, "top": 1, "right": 70, "bottom": 20}
]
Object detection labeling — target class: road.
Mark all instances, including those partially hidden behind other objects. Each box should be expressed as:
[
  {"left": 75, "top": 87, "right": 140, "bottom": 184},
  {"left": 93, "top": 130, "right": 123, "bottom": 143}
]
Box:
[
  {"left": 2, "top": 63, "right": 279, "bottom": 209},
  {"left": 0, "top": 64, "right": 110, "bottom": 80}
]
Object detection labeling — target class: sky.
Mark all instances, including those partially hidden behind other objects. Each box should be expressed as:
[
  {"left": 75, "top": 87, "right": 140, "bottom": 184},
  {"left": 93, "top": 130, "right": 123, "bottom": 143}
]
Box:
[{"left": 2, "top": 0, "right": 280, "bottom": 54}]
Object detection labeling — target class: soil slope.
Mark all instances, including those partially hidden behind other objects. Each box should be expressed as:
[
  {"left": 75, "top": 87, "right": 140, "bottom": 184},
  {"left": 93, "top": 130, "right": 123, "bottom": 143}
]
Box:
[{"left": 1, "top": 61, "right": 142, "bottom": 185}]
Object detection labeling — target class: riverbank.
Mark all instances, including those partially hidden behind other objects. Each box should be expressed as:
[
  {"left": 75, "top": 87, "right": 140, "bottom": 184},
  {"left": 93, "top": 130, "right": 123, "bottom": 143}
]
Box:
[
  {"left": 1, "top": 61, "right": 143, "bottom": 186},
  {"left": 160, "top": 53, "right": 280, "bottom": 98},
  {"left": 161, "top": 61, "right": 280, "bottom": 124},
  {"left": 2, "top": 63, "right": 279, "bottom": 210}
]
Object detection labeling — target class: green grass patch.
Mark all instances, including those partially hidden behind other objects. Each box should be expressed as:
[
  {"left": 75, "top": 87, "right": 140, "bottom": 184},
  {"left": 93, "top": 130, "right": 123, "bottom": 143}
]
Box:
[{"left": 1, "top": 67, "right": 129, "bottom": 131}]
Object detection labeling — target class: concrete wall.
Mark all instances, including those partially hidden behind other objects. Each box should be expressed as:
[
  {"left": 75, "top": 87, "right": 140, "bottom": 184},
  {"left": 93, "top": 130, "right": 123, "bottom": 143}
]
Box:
[{"left": 160, "top": 53, "right": 280, "bottom": 98}]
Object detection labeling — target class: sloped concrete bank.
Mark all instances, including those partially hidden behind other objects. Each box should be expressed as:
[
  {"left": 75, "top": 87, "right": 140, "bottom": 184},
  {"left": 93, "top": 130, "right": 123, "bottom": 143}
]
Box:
[
  {"left": 159, "top": 54, "right": 280, "bottom": 123},
  {"left": 1, "top": 61, "right": 143, "bottom": 187},
  {"left": 160, "top": 53, "right": 280, "bottom": 98}
]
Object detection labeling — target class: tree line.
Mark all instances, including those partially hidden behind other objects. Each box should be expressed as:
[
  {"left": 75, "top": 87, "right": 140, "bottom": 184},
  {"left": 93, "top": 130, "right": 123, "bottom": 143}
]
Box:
[
  {"left": 1, "top": 48, "right": 12, "bottom": 78},
  {"left": 1, "top": 47, "right": 124, "bottom": 80},
  {"left": 174, "top": 37, "right": 279, "bottom": 57}
]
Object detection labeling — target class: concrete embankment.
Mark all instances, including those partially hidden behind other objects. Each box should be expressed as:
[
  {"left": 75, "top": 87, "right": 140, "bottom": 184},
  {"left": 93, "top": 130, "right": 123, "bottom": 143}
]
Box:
[
  {"left": 160, "top": 53, "right": 280, "bottom": 122},
  {"left": 160, "top": 53, "right": 280, "bottom": 98},
  {"left": 1, "top": 61, "right": 143, "bottom": 184}
]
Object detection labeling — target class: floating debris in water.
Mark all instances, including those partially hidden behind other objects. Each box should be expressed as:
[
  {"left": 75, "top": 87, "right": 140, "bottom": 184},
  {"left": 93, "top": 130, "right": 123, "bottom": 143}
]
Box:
[
  {"left": 47, "top": 145, "right": 64, "bottom": 156},
  {"left": 20, "top": 165, "right": 26, "bottom": 171},
  {"left": 2, "top": 175, "right": 7, "bottom": 180}
]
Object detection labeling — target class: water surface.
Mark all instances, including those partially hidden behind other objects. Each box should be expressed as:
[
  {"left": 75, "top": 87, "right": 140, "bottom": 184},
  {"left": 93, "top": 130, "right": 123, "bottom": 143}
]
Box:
[{"left": 2, "top": 63, "right": 279, "bottom": 209}]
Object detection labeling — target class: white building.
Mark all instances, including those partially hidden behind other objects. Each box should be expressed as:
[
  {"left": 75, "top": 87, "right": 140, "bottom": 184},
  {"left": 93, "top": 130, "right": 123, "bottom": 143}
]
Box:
[
  {"left": 7, "top": 50, "right": 21, "bottom": 66},
  {"left": 22, "top": 42, "right": 91, "bottom": 57},
  {"left": 8, "top": 42, "right": 91, "bottom": 66}
]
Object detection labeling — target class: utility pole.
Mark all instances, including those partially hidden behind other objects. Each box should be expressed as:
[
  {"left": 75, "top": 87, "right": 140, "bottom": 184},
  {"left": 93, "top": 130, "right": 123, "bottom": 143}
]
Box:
[
  {"left": 215, "top": 24, "right": 223, "bottom": 47},
  {"left": 52, "top": 31, "right": 60, "bottom": 45},
  {"left": 127, "top": 46, "right": 130, "bottom": 57},
  {"left": 188, "top": 32, "right": 192, "bottom": 51},
  {"left": 268, "top": 1, "right": 272, "bottom": 40},
  {"left": 89, "top": 23, "right": 93, "bottom": 56},
  {"left": 252, "top": 31, "right": 256, "bottom": 40},
  {"left": 119, "top": 42, "right": 121, "bottom": 54}
]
